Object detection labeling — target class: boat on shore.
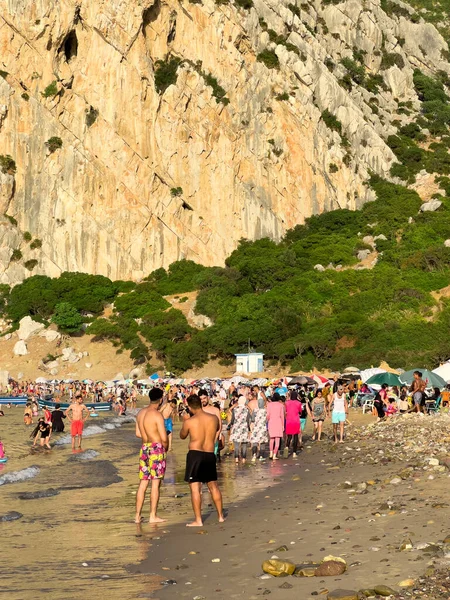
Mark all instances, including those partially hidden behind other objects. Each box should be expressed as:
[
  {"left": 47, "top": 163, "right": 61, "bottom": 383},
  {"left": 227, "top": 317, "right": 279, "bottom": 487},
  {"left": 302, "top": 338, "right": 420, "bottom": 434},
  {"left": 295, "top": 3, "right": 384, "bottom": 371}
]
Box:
[
  {"left": 0, "top": 396, "right": 28, "bottom": 406},
  {"left": 37, "top": 398, "right": 112, "bottom": 412}
]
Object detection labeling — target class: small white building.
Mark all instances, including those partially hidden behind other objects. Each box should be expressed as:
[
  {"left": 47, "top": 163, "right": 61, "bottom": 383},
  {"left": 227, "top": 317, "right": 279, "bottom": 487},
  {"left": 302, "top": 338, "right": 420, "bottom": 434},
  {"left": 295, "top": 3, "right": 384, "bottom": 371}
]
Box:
[{"left": 235, "top": 353, "right": 264, "bottom": 373}]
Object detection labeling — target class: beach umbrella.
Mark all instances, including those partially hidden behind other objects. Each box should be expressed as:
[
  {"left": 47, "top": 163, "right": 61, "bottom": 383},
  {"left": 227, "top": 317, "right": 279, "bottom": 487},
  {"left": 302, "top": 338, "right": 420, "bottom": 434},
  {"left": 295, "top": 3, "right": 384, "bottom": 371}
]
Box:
[
  {"left": 35, "top": 377, "right": 48, "bottom": 384},
  {"left": 343, "top": 366, "right": 360, "bottom": 374},
  {"left": 311, "top": 374, "right": 328, "bottom": 385},
  {"left": 399, "top": 369, "right": 446, "bottom": 389},
  {"left": 432, "top": 362, "right": 450, "bottom": 383},
  {"left": 366, "top": 372, "right": 402, "bottom": 387},
  {"left": 149, "top": 373, "right": 160, "bottom": 380},
  {"left": 289, "top": 376, "right": 314, "bottom": 385},
  {"left": 360, "top": 367, "right": 385, "bottom": 383}
]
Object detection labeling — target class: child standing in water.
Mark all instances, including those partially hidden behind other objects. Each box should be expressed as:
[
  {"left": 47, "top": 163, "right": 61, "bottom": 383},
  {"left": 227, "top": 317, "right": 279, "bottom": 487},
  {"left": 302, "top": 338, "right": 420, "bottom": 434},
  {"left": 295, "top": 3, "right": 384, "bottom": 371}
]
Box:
[{"left": 0, "top": 440, "right": 5, "bottom": 459}]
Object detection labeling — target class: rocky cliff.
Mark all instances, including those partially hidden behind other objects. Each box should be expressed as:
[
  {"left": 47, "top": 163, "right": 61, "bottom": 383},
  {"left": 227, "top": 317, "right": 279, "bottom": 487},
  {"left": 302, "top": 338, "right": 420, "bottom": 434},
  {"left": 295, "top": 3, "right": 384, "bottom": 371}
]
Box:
[{"left": 0, "top": 0, "right": 448, "bottom": 283}]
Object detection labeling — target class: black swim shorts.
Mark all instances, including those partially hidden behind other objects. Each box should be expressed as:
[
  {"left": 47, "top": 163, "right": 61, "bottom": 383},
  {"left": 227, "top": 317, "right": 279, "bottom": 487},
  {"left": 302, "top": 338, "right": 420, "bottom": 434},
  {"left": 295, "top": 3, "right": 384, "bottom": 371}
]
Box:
[{"left": 184, "top": 450, "right": 217, "bottom": 484}]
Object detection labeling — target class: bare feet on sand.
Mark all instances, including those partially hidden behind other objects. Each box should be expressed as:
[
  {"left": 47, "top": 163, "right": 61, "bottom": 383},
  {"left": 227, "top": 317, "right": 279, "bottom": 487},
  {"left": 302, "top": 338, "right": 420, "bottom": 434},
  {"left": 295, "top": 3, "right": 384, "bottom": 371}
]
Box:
[
  {"left": 218, "top": 515, "right": 226, "bottom": 523},
  {"left": 134, "top": 516, "right": 144, "bottom": 524},
  {"left": 149, "top": 516, "right": 166, "bottom": 524},
  {"left": 186, "top": 520, "right": 203, "bottom": 527}
]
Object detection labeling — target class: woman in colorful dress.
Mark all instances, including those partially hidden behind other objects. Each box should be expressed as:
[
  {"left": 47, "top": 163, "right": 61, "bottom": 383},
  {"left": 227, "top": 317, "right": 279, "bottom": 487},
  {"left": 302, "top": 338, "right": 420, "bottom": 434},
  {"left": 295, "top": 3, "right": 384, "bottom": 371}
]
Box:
[
  {"left": 230, "top": 396, "right": 251, "bottom": 464},
  {"left": 250, "top": 395, "right": 268, "bottom": 461}
]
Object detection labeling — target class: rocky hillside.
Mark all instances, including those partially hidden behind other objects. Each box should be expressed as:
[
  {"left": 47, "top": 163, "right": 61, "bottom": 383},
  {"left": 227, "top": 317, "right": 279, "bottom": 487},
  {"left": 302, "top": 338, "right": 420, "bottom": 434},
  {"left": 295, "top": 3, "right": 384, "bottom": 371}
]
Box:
[{"left": 0, "top": 0, "right": 448, "bottom": 283}]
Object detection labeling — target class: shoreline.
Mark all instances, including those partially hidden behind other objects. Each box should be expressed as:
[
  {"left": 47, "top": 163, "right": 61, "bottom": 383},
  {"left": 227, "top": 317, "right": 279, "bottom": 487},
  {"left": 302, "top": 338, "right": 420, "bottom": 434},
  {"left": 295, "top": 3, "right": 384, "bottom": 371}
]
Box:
[{"left": 133, "top": 415, "right": 450, "bottom": 600}]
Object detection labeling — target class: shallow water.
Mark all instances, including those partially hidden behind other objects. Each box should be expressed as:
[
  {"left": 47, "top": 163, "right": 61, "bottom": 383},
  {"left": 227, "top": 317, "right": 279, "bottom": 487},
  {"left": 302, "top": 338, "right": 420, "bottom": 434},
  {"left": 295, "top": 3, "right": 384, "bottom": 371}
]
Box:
[{"left": 0, "top": 403, "right": 292, "bottom": 599}]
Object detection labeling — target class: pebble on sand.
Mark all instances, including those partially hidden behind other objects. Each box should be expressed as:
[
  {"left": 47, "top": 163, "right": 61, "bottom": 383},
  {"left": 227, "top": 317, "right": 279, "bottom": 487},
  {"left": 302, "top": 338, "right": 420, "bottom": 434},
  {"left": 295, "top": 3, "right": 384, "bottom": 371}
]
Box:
[
  {"left": 262, "top": 559, "right": 296, "bottom": 577},
  {"left": 398, "top": 579, "right": 415, "bottom": 587},
  {"left": 327, "top": 590, "right": 358, "bottom": 600}
]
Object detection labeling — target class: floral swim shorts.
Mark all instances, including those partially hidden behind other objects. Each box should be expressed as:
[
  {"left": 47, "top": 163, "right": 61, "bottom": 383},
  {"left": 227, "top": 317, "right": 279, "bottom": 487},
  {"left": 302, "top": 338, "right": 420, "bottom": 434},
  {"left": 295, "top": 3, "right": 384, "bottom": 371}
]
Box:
[{"left": 139, "top": 442, "right": 167, "bottom": 480}]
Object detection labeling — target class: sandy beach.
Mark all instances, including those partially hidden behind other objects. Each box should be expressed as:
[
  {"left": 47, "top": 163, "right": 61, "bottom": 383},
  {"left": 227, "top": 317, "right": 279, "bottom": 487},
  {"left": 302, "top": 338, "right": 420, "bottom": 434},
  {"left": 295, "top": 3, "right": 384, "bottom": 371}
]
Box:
[
  {"left": 133, "top": 414, "right": 450, "bottom": 600},
  {"left": 1, "top": 406, "right": 449, "bottom": 600}
]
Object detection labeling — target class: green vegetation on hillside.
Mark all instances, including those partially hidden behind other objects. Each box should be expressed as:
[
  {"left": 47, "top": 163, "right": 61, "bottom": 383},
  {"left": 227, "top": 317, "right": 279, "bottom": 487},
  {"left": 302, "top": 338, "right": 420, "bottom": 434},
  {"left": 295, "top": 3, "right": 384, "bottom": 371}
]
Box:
[{"left": 3, "top": 175, "right": 450, "bottom": 374}]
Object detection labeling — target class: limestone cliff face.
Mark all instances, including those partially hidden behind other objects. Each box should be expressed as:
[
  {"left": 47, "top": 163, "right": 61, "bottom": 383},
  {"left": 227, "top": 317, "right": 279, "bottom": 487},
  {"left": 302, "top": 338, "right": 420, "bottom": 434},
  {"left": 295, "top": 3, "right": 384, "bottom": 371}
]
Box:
[{"left": 0, "top": 0, "right": 447, "bottom": 282}]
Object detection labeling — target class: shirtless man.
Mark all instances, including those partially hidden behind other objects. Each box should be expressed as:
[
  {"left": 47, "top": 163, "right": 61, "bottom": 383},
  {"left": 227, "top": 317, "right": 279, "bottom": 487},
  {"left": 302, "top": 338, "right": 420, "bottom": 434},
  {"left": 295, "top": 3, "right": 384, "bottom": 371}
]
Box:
[
  {"left": 65, "top": 396, "right": 89, "bottom": 450},
  {"left": 410, "top": 371, "right": 426, "bottom": 413},
  {"left": 180, "top": 394, "right": 225, "bottom": 527},
  {"left": 198, "top": 389, "right": 222, "bottom": 457},
  {"left": 135, "top": 387, "right": 168, "bottom": 524}
]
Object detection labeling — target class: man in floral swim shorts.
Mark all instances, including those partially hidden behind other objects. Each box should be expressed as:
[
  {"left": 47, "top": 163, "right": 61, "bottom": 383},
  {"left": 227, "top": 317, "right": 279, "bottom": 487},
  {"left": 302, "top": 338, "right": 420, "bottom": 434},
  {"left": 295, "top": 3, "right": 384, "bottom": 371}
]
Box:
[{"left": 135, "top": 388, "right": 168, "bottom": 524}]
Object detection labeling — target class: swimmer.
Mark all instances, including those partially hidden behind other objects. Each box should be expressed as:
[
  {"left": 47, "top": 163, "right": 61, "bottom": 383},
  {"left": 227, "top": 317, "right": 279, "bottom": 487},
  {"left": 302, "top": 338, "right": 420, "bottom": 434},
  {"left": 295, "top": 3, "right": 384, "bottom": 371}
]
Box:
[
  {"left": 65, "top": 396, "right": 89, "bottom": 450},
  {"left": 24, "top": 403, "right": 33, "bottom": 425},
  {"left": 135, "top": 388, "right": 168, "bottom": 524}
]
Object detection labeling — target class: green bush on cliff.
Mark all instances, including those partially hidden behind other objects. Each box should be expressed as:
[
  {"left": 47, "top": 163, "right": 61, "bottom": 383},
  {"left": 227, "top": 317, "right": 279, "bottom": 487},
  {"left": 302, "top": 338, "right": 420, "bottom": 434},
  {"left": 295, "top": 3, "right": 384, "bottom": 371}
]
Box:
[
  {"left": 42, "top": 81, "right": 59, "bottom": 98},
  {"left": 0, "top": 155, "right": 16, "bottom": 174},
  {"left": 154, "top": 57, "right": 182, "bottom": 94},
  {"left": 257, "top": 49, "right": 280, "bottom": 69},
  {"left": 45, "top": 137, "right": 63, "bottom": 153}
]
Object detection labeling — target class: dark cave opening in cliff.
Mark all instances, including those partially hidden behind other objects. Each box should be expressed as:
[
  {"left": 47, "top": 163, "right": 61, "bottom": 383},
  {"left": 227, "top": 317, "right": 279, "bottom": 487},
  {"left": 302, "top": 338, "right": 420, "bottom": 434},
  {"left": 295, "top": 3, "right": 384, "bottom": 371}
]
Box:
[{"left": 63, "top": 30, "right": 78, "bottom": 62}]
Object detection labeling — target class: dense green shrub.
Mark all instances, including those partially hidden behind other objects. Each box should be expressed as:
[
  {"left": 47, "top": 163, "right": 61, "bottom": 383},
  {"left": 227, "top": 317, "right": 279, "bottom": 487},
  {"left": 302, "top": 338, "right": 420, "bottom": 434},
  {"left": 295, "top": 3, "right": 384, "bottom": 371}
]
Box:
[
  {"left": 45, "top": 137, "right": 63, "bottom": 153},
  {"left": 42, "top": 81, "right": 59, "bottom": 98},
  {"left": 204, "top": 73, "right": 229, "bottom": 105},
  {"left": 235, "top": 0, "right": 253, "bottom": 8},
  {"left": 52, "top": 302, "right": 84, "bottom": 333},
  {"left": 170, "top": 187, "right": 183, "bottom": 197},
  {"left": 154, "top": 57, "right": 182, "bottom": 94},
  {"left": 321, "top": 109, "right": 342, "bottom": 135},
  {"left": 10, "top": 249, "right": 22, "bottom": 262},
  {"left": 0, "top": 155, "right": 16, "bottom": 174},
  {"left": 257, "top": 50, "right": 280, "bottom": 69},
  {"left": 30, "top": 239, "right": 42, "bottom": 250},
  {"left": 23, "top": 231, "right": 32, "bottom": 242},
  {"left": 24, "top": 259, "right": 38, "bottom": 271}
]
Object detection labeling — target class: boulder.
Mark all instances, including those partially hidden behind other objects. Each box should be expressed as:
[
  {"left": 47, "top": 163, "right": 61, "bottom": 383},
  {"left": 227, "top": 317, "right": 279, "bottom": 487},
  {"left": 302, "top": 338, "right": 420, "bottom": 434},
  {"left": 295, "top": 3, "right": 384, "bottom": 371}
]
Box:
[
  {"left": 327, "top": 590, "right": 359, "bottom": 600},
  {"left": 314, "top": 264, "right": 325, "bottom": 272},
  {"left": 68, "top": 354, "right": 80, "bottom": 364},
  {"left": 315, "top": 560, "right": 347, "bottom": 576},
  {"left": 262, "top": 559, "right": 296, "bottom": 577},
  {"left": 374, "top": 234, "right": 387, "bottom": 241},
  {"left": 39, "top": 330, "right": 61, "bottom": 342},
  {"left": 61, "top": 347, "right": 75, "bottom": 361},
  {"left": 3, "top": 333, "right": 11, "bottom": 340},
  {"left": 420, "top": 200, "right": 442, "bottom": 212},
  {"left": 13, "top": 340, "right": 28, "bottom": 356},
  {"left": 85, "top": 363, "right": 92, "bottom": 369},
  {"left": 45, "top": 360, "right": 59, "bottom": 370},
  {"left": 17, "top": 316, "right": 45, "bottom": 341},
  {"left": 362, "top": 235, "right": 374, "bottom": 245},
  {"left": 357, "top": 249, "right": 371, "bottom": 261},
  {"left": 444, "top": 239, "right": 450, "bottom": 248}
]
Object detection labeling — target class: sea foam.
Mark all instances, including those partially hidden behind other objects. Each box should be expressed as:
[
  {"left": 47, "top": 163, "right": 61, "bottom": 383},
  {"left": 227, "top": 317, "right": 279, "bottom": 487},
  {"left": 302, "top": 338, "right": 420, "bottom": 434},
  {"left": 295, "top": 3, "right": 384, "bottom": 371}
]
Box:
[{"left": 0, "top": 466, "right": 40, "bottom": 486}]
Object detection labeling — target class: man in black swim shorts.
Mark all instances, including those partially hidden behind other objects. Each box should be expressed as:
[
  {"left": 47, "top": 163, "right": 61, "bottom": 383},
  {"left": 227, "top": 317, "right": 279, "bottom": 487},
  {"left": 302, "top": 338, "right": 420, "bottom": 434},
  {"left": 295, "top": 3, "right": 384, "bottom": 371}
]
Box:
[{"left": 180, "top": 394, "right": 225, "bottom": 527}]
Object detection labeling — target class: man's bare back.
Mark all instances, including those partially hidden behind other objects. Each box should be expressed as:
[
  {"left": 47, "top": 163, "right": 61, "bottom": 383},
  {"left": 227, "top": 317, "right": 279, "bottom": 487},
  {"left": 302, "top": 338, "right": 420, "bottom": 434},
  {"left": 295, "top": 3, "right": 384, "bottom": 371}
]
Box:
[
  {"left": 181, "top": 410, "right": 219, "bottom": 452},
  {"left": 136, "top": 406, "right": 168, "bottom": 447},
  {"left": 201, "top": 405, "right": 221, "bottom": 440}
]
